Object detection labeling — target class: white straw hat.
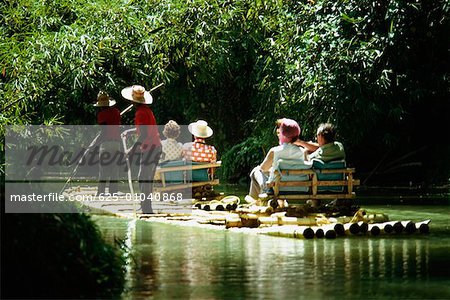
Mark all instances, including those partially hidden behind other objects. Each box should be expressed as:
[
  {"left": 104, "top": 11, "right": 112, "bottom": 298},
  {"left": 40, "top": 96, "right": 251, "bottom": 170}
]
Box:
[
  {"left": 121, "top": 85, "right": 153, "bottom": 104},
  {"left": 188, "top": 120, "right": 213, "bottom": 138},
  {"left": 94, "top": 91, "right": 116, "bottom": 107}
]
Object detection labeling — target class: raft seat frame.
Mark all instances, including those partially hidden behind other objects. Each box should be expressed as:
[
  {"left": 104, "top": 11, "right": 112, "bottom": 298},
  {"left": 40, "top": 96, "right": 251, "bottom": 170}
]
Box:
[
  {"left": 272, "top": 168, "right": 360, "bottom": 201},
  {"left": 153, "top": 161, "right": 221, "bottom": 193}
]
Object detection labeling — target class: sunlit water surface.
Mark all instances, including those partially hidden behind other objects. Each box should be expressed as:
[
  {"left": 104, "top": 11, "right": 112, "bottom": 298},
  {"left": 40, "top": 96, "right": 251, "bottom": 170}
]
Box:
[{"left": 93, "top": 205, "right": 450, "bottom": 299}]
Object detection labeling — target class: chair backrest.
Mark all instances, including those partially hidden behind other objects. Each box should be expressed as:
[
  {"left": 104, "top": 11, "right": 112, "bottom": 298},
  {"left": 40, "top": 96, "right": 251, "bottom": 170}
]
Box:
[
  {"left": 188, "top": 162, "right": 210, "bottom": 182},
  {"left": 276, "top": 159, "right": 312, "bottom": 193},
  {"left": 158, "top": 160, "right": 214, "bottom": 183},
  {"left": 158, "top": 160, "right": 187, "bottom": 183},
  {"left": 312, "top": 159, "right": 346, "bottom": 192}
]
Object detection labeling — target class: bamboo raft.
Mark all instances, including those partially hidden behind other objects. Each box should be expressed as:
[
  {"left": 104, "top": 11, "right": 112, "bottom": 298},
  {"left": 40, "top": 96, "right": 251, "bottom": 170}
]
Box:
[{"left": 63, "top": 186, "right": 431, "bottom": 240}]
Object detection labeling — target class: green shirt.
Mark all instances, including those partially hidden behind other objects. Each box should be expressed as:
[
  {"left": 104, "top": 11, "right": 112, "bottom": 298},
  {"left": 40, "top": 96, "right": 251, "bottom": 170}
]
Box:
[{"left": 308, "top": 141, "right": 345, "bottom": 162}]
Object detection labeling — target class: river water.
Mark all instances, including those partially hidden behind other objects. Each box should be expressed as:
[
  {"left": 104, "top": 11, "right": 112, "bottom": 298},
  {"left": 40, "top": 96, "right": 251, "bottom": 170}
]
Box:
[{"left": 93, "top": 204, "right": 450, "bottom": 299}]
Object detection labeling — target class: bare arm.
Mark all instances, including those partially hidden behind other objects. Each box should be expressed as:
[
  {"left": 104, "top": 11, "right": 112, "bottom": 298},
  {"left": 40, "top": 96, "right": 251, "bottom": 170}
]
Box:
[
  {"left": 294, "top": 139, "right": 319, "bottom": 153},
  {"left": 260, "top": 149, "right": 274, "bottom": 172}
]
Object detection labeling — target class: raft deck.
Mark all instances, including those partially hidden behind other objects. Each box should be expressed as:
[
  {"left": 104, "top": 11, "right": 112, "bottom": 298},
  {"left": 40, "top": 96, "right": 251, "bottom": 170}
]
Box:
[{"left": 63, "top": 186, "right": 431, "bottom": 240}]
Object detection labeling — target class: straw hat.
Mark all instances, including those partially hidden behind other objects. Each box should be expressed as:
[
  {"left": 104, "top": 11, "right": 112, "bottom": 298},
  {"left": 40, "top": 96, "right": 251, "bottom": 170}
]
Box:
[
  {"left": 94, "top": 91, "right": 116, "bottom": 107},
  {"left": 188, "top": 120, "right": 213, "bottom": 138},
  {"left": 121, "top": 85, "right": 153, "bottom": 104}
]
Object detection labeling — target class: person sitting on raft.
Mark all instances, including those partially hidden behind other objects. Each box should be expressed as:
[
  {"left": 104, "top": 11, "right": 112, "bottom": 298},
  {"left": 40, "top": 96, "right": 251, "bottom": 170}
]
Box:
[
  {"left": 295, "top": 122, "right": 345, "bottom": 162},
  {"left": 246, "top": 118, "right": 306, "bottom": 204},
  {"left": 160, "top": 120, "right": 183, "bottom": 163},
  {"left": 183, "top": 120, "right": 217, "bottom": 163}
]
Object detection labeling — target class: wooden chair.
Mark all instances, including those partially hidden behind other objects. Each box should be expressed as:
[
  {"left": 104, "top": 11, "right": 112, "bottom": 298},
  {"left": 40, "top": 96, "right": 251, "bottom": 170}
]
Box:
[
  {"left": 153, "top": 160, "right": 221, "bottom": 193},
  {"left": 272, "top": 159, "right": 360, "bottom": 202}
]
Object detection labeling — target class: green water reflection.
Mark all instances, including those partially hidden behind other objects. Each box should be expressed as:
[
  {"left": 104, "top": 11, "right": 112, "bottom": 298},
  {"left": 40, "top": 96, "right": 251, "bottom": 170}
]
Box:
[{"left": 94, "top": 205, "right": 450, "bottom": 299}]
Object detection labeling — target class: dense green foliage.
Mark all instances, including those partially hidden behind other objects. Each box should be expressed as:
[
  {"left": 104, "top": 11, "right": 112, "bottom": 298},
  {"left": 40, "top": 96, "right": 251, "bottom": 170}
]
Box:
[
  {"left": 1, "top": 0, "right": 449, "bottom": 184},
  {"left": 3, "top": 213, "right": 126, "bottom": 298}
]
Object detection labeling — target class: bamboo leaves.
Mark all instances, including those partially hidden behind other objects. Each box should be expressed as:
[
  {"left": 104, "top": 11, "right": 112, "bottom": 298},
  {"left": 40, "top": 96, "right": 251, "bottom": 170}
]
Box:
[{"left": 1, "top": 0, "right": 449, "bottom": 182}]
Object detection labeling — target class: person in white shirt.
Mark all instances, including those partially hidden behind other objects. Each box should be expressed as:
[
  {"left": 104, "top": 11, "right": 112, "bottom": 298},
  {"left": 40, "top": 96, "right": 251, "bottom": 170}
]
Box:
[
  {"left": 247, "top": 118, "right": 305, "bottom": 202},
  {"left": 160, "top": 120, "right": 183, "bottom": 163}
]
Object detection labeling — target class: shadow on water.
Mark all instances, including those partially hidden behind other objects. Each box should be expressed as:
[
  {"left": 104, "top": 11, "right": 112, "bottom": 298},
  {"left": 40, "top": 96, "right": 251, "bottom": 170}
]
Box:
[{"left": 94, "top": 201, "right": 450, "bottom": 299}]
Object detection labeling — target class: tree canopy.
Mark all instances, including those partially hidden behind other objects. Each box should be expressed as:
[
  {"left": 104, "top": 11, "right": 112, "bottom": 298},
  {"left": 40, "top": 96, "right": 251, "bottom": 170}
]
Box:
[{"left": 1, "top": 0, "right": 449, "bottom": 185}]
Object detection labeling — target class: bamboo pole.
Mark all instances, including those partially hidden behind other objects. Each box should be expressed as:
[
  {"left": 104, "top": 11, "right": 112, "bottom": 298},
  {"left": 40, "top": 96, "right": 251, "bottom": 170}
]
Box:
[
  {"left": 363, "top": 213, "right": 389, "bottom": 223},
  {"left": 263, "top": 226, "right": 315, "bottom": 239},
  {"left": 225, "top": 217, "right": 242, "bottom": 228},
  {"left": 401, "top": 221, "right": 416, "bottom": 234},
  {"left": 225, "top": 203, "right": 238, "bottom": 211},
  {"left": 378, "top": 221, "right": 403, "bottom": 234},
  {"left": 258, "top": 216, "right": 317, "bottom": 226},
  {"left": 381, "top": 222, "right": 394, "bottom": 234},
  {"left": 121, "top": 133, "right": 136, "bottom": 216},
  {"left": 333, "top": 223, "right": 346, "bottom": 236},
  {"left": 240, "top": 213, "right": 260, "bottom": 228},
  {"left": 324, "top": 229, "right": 337, "bottom": 239},
  {"left": 368, "top": 224, "right": 381, "bottom": 236},
  {"left": 393, "top": 221, "right": 404, "bottom": 233},
  {"left": 358, "top": 221, "right": 369, "bottom": 234},
  {"left": 298, "top": 227, "right": 315, "bottom": 239},
  {"left": 312, "top": 227, "right": 325, "bottom": 238},
  {"left": 344, "top": 222, "right": 360, "bottom": 235},
  {"left": 415, "top": 219, "right": 431, "bottom": 234},
  {"left": 236, "top": 205, "right": 273, "bottom": 215},
  {"left": 320, "top": 224, "right": 338, "bottom": 239}
]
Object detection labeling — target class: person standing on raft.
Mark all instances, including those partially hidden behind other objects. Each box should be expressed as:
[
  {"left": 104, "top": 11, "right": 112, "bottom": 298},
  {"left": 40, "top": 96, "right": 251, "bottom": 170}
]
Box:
[
  {"left": 121, "top": 85, "right": 162, "bottom": 214},
  {"left": 94, "top": 91, "right": 121, "bottom": 197}
]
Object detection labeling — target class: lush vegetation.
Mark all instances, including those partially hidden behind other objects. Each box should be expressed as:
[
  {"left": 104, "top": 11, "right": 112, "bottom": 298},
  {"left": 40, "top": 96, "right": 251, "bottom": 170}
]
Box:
[
  {"left": 1, "top": 0, "right": 449, "bottom": 185},
  {"left": 2, "top": 213, "right": 126, "bottom": 298}
]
